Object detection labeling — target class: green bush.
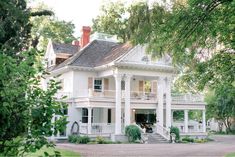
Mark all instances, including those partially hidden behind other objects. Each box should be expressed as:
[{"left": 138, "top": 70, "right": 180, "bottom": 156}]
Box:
[
  {"left": 194, "top": 139, "right": 206, "bottom": 143},
  {"left": 78, "top": 136, "right": 90, "bottom": 144},
  {"left": 125, "top": 125, "right": 141, "bottom": 142},
  {"left": 182, "top": 136, "right": 194, "bottom": 143},
  {"left": 170, "top": 126, "right": 180, "bottom": 140},
  {"left": 96, "top": 136, "right": 106, "bottom": 144},
  {"left": 68, "top": 135, "right": 79, "bottom": 143}
]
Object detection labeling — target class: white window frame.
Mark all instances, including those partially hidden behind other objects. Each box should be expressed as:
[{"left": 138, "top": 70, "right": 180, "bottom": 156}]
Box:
[{"left": 94, "top": 79, "right": 103, "bottom": 92}]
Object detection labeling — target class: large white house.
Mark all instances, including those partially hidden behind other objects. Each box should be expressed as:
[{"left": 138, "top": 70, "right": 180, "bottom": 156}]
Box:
[{"left": 42, "top": 26, "right": 206, "bottom": 142}]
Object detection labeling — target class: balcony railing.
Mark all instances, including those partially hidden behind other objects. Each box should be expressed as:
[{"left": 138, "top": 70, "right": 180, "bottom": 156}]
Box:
[
  {"left": 171, "top": 93, "right": 204, "bottom": 103},
  {"left": 55, "top": 90, "right": 204, "bottom": 103}
]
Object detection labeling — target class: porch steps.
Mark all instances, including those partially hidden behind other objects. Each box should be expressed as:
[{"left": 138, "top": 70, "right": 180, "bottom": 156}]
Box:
[{"left": 147, "top": 133, "right": 169, "bottom": 144}]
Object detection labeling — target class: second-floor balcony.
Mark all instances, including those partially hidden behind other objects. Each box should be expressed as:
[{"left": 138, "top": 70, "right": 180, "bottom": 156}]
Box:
[{"left": 55, "top": 89, "right": 205, "bottom": 104}]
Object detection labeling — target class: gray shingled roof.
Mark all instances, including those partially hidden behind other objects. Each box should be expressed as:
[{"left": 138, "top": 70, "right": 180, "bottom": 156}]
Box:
[
  {"left": 52, "top": 40, "right": 133, "bottom": 71},
  {"left": 52, "top": 42, "right": 79, "bottom": 55}
]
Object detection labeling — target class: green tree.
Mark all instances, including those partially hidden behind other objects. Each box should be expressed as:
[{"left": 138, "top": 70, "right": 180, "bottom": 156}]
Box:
[
  {"left": 205, "top": 84, "right": 235, "bottom": 133},
  {"left": 0, "top": 0, "right": 67, "bottom": 156},
  {"left": 30, "top": 3, "right": 76, "bottom": 51},
  {"left": 92, "top": 1, "right": 129, "bottom": 42}
]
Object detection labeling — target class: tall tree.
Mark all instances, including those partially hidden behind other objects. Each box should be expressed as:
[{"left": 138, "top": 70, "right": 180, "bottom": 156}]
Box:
[
  {"left": 0, "top": 0, "right": 67, "bottom": 156},
  {"left": 30, "top": 3, "right": 76, "bottom": 51},
  {"left": 92, "top": 1, "right": 129, "bottom": 42}
]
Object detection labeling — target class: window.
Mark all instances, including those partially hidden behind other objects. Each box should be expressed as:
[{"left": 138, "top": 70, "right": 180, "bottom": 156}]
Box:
[
  {"left": 94, "top": 79, "right": 102, "bottom": 92},
  {"left": 82, "top": 108, "right": 93, "bottom": 123},
  {"left": 121, "top": 80, "right": 125, "bottom": 90},
  {"left": 108, "top": 109, "right": 111, "bottom": 123}
]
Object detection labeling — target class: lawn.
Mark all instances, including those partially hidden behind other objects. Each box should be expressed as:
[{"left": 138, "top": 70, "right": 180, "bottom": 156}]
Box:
[
  {"left": 225, "top": 152, "right": 235, "bottom": 157},
  {"left": 27, "top": 146, "right": 80, "bottom": 157}
]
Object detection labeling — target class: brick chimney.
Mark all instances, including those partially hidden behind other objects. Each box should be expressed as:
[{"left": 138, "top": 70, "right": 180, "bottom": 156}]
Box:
[
  {"left": 72, "top": 40, "right": 80, "bottom": 46},
  {"left": 80, "top": 26, "right": 91, "bottom": 48}
]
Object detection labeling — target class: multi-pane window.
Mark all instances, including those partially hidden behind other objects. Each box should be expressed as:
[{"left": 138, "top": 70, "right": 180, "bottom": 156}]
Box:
[
  {"left": 94, "top": 79, "right": 102, "bottom": 92},
  {"left": 82, "top": 108, "right": 93, "bottom": 123}
]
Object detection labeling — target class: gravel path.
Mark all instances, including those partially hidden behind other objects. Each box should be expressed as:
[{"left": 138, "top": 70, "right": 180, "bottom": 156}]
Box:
[{"left": 57, "top": 135, "right": 235, "bottom": 157}]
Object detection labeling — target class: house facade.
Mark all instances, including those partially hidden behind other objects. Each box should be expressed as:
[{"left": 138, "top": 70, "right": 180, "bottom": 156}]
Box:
[{"left": 42, "top": 26, "right": 206, "bottom": 141}]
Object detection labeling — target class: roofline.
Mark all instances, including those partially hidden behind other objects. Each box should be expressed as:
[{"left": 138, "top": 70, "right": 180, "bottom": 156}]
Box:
[{"left": 114, "top": 62, "right": 176, "bottom": 73}]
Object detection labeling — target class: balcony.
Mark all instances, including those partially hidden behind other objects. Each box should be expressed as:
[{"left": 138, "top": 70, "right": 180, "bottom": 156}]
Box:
[{"left": 55, "top": 90, "right": 204, "bottom": 104}]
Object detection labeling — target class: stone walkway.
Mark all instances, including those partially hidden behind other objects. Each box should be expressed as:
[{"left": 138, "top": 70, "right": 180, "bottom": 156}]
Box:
[{"left": 57, "top": 135, "right": 235, "bottom": 157}]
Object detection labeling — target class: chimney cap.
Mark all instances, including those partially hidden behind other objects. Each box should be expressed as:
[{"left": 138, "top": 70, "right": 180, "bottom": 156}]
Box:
[{"left": 81, "top": 26, "right": 91, "bottom": 32}]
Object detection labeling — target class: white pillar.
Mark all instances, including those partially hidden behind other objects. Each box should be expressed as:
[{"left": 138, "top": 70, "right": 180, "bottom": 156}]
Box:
[
  {"left": 114, "top": 74, "right": 122, "bottom": 134},
  {"left": 87, "top": 107, "right": 92, "bottom": 134},
  {"left": 157, "top": 77, "right": 164, "bottom": 128},
  {"left": 184, "top": 110, "right": 188, "bottom": 133},
  {"left": 165, "top": 77, "right": 172, "bottom": 129},
  {"left": 124, "top": 74, "right": 132, "bottom": 127},
  {"left": 202, "top": 110, "right": 206, "bottom": 132}
]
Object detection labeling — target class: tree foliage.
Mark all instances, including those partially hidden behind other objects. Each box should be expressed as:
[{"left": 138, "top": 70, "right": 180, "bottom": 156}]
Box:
[
  {"left": 205, "top": 84, "right": 235, "bottom": 132},
  {"left": 0, "top": 0, "right": 67, "bottom": 156},
  {"left": 93, "top": 0, "right": 235, "bottom": 128},
  {"left": 92, "top": 1, "right": 129, "bottom": 42},
  {"left": 30, "top": 3, "right": 76, "bottom": 51}
]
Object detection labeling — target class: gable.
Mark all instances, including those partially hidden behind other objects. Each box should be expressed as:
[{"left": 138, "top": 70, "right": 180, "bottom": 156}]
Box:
[
  {"left": 117, "top": 45, "right": 150, "bottom": 63},
  {"left": 117, "top": 44, "right": 172, "bottom": 65}
]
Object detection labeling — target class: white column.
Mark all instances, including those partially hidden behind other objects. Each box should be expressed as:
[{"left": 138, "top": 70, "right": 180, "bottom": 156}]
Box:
[
  {"left": 202, "top": 110, "right": 206, "bottom": 132},
  {"left": 88, "top": 107, "right": 92, "bottom": 134},
  {"left": 114, "top": 74, "right": 122, "bottom": 134},
  {"left": 157, "top": 77, "right": 164, "bottom": 128},
  {"left": 184, "top": 110, "right": 188, "bottom": 133},
  {"left": 165, "top": 77, "right": 172, "bottom": 129},
  {"left": 124, "top": 74, "right": 132, "bottom": 127}
]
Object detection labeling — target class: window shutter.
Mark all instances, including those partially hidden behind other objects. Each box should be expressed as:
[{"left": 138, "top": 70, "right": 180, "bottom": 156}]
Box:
[
  {"left": 88, "top": 77, "right": 93, "bottom": 89},
  {"left": 139, "top": 80, "right": 144, "bottom": 92},
  {"left": 151, "top": 81, "right": 157, "bottom": 94},
  {"left": 104, "top": 78, "right": 109, "bottom": 90}
]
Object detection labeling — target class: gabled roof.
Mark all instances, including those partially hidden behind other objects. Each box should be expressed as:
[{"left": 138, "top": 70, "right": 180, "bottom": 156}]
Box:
[
  {"left": 52, "top": 40, "right": 133, "bottom": 71},
  {"left": 52, "top": 42, "right": 79, "bottom": 55}
]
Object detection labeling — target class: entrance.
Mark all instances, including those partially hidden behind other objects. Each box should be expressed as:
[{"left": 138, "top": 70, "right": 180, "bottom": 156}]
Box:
[{"left": 134, "top": 109, "right": 156, "bottom": 133}]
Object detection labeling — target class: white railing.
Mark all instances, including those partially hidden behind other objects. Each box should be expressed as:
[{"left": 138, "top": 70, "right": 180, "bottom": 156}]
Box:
[
  {"left": 173, "top": 121, "right": 204, "bottom": 133},
  {"left": 91, "top": 123, "right": 115, "bottom": 134},
  {"left": 172, "top": 93, "right": 204, "bottom": 103},
  {"left": 156, "top": 124, "right": 170, "bottom": 140},
  {"left": 79, "top": 123, "right": 115, "bottom": 135},
  {"left": 55, "top": 90, "right": 204, "bottom": 103}
]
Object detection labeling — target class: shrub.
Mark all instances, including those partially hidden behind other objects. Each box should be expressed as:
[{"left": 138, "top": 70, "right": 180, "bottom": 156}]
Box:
[
  {"left": 78, "top": 136, "right": 90, "bottom": 144},
  {"left": 125, "top": 125, "right": 141, "bottom": 142},
  {"left": 182, "top": 136, "right": 194, "bottom": 143},
  {"left": 170, "top": 126, "right": 180, "bottom": 141},
  {"left": 68, "top": 135, "right": 79, "bottom": 143},
  {"left": 96, "top": 136, "right": 106, "bottom": 144}
]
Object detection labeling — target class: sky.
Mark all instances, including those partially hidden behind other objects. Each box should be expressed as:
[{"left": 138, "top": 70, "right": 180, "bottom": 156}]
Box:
[
  {"left": 30, "top": 0, "right": 107, "bottom": 37},
  {"left": 29, "top": 0, "right": 160, "bottom": 37}
]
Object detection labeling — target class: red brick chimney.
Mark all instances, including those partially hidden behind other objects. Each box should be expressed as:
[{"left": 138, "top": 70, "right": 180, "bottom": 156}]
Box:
[
  {"left": 80, "top": 26, "right": 91, "bottom": 48},
  {"left": 72, "top": 40, "right": 80, "bottom": 46}
]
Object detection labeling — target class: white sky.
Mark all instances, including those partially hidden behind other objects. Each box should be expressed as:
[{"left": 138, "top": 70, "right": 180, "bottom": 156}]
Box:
[
  {"left": 29, "top": 0, "right": 160, "bottom": 37},
  {"left": 30, "top": 0, "right": 107, "bottom": 37}
]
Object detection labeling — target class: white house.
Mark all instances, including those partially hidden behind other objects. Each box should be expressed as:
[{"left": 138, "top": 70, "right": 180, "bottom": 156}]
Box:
[{"left": 42, "top": 26, "right": 206, "bottom": 141}]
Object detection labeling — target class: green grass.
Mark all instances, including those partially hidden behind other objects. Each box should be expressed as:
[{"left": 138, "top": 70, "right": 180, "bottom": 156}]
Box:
[
  {"left": 225, "top": 152, "right": 235, "bottom": 157},
  {"left": 27, "top": 146, "right": 80, "bottom": 157}
]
